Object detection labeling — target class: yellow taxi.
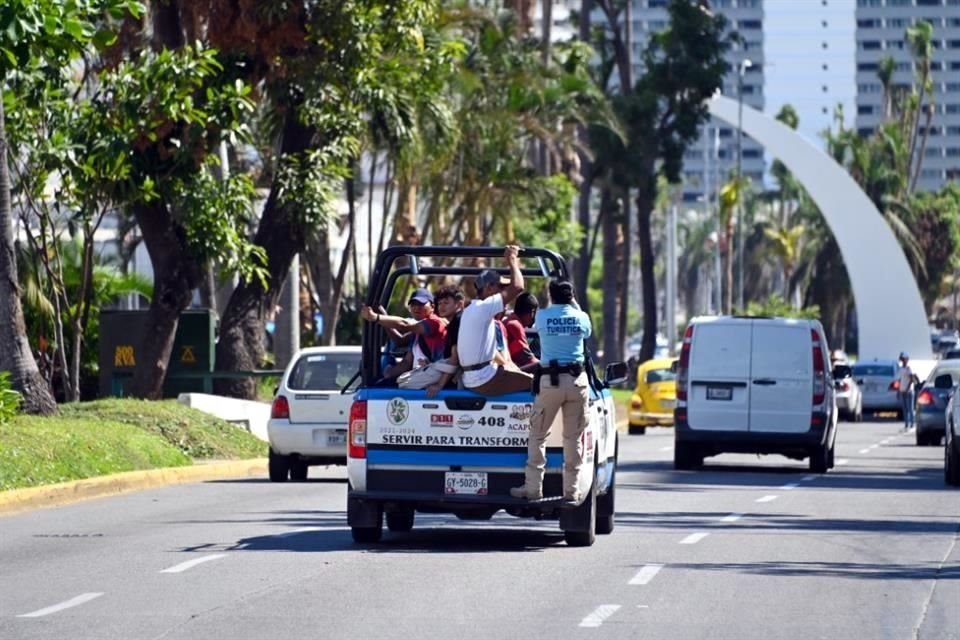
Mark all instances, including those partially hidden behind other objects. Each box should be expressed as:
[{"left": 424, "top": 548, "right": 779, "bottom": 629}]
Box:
[{"left": 628, "top": 357, "right": 678, "bottom": 435}]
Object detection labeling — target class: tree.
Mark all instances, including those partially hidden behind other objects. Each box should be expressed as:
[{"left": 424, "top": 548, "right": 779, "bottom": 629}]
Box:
[
  {"left": 594, "top": 0, "right": 730, "bottom": 362},
  {"left": 0, "top": 0, "right": 141, "bottom": 414}
]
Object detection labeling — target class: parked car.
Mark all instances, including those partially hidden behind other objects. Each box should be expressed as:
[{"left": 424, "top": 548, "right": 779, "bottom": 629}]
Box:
[
  {"left": 674, "top": 316, "right": 838, "bottom": 473},
  {"left": 942, "top": 349, "right": 960, "bottom": 361},
  {"left": 832, "top": 363, "right": 863, "bottom": 421},
  {"left": 945, "top": 386, "right": 960, "bottom": 486},
  {"left": 914, "top": 361, "right": 960, "bottom": 446},
  {"left": 628, "top": 357, "right": 678, "bottom": 435},
  {"left": 268, "top": 346, "right": 362, "bottom": 481},
  {"left": 851, "top": 358, "right": 901, "bottom": 415}
]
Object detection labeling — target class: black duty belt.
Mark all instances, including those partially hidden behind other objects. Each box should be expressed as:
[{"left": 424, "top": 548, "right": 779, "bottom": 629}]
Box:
[
  {"left": 532, "top": 360, "right": 585, "bottom": 394},
  {"left": 461, "top": 361, "right": 492, "bottom": 372}
]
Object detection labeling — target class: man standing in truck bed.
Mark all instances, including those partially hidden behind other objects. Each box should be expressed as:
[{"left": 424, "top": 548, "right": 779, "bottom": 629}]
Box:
[
  {"left": 457, "top": 245, "right": 533, "bottom": 396},
  {"left": 511, "top": 279, "right": 592, "bottom": 503}
]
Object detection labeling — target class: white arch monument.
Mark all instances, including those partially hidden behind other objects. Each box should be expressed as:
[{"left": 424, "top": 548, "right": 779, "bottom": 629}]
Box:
[{"left": 707, "top": 95, "right": 932, "bottom": 361}]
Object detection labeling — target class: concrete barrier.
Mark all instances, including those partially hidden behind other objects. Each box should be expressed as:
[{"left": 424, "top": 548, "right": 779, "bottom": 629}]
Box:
[{"left": 177, "top": 393, "right": 271, "bottom": 442}]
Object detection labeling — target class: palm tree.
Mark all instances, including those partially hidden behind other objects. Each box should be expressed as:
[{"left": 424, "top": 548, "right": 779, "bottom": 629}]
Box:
[
  {"left": 906, "top": 20, "right": 934, "bottom": 193},
  {"left": 877, "top": 56, "right": 896, "bottom": 121},
  {"left": 763, "top": 223, "right": 805, "bottom": 305}
]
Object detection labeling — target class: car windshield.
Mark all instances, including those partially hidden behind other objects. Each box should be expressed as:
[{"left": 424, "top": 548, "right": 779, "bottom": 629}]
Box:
[
  {"left": 851, "top": 364, "right": 895, "bottom": 377},
  {"left": 646, "top": 368, "right": 676, "bottom": 384},
  {"left": 288, "top": 353, "right": 361, "bottom": 391}
]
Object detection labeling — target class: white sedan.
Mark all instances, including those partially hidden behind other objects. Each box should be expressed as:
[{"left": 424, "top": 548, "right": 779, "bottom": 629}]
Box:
[{"left": 268, "top": 346, "right": 361, "bottom": 482}]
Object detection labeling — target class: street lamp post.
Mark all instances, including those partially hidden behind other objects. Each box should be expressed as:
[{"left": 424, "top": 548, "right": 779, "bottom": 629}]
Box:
[{"left": 735, "top": 58, "right": 752, "bottom": 312}]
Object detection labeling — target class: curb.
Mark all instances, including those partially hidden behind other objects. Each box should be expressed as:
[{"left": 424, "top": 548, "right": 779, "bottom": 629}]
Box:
[{"left": 0, "top": 458, "right": 267, "bottom": 517}]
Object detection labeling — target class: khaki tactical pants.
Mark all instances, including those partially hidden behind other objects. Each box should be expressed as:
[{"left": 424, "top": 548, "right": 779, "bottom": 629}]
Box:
[{"left": 523, "top": 371, "right": 590, "bottom": 497}]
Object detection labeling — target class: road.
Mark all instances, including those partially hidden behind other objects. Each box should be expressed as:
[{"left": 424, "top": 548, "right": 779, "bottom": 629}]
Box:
[{"left": 1, "top": 419, "right": 957, "bottom": 640}]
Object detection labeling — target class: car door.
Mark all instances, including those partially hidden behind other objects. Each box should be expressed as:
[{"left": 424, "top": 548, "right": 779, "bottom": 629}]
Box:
[
  {"left": 748, "top": 321, "right": 813, "bottom": 434},
  {"left": 687, "top": 320, "right": 752, "bottom": 432}
]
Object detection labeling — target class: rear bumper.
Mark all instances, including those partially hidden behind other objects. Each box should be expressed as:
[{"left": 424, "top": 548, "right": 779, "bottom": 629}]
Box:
[
  {"left": 916, "top": 410, "right": 946, "bottom": 434},
  {"left": 675, "top": 418, "right": 830, "bottom": 456},
  {"left": 629, "top": 410, "right": 674, "bottom": 426},
  {"left": 267, "top": 420, "right": 347, "bottom": 459},
  {"left": 835, "top": 395, "right": 855, "bottom": 411},
  {"left": 862, "top": 393, "right": 899, "bottom": 410}
]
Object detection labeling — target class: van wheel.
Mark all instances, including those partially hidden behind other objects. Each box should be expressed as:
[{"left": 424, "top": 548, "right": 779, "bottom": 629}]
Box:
[
  {"left": 945, "top": 437, "right": 960, "bottom": 486},
  {"left": 290, "top": 461, "right": 309, "bottom": 481},
  {"left": 386, "top": 510, "right": 415, "bottom": 533},
  {"left": 809, "top": 444, "right": 830, "bottom": 474},
  {"left": 854, "top": 399, "right": 864, "bottom": 422},
  {"left": 596, "top": 440, "right": 617, "bottom": 535},
  {"left": 629, "top": 424, "right": 646, "bottom": 435},
  {"left": 351, "top": 524, "right": 383, "bottom": 543},
  {"left": 268, "top": 449, "right": 290, "bottom": 482},
  {"left": 673, "top": 442, "right": 702, "bottom": 470}
]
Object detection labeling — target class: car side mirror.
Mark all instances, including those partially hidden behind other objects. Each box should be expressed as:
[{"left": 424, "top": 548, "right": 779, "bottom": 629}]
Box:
[
  {"left": 934, "top": 374, "right": 953, "bottom": 390},
  {"left": 604, "top": 361, "right": 629, "bottom": 387}
]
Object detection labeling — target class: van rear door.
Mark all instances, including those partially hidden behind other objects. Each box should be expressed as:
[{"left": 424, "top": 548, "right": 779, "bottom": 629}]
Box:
[
  {"left": 687, "top": 320, "right": 752, "bottom": 432},
  {"left": 748, "top": 321, "right": 812, "bottom": 433}
]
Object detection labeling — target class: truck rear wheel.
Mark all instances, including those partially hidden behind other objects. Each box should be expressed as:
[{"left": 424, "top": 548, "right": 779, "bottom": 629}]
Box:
[
  {"left": 562, "top": 472, "right": 597, "bottom": 547},
  {"left": 351, "top": 524, "right": 383, "bottom": 543},
  {"left": 809, "top": 444, "right": 830, "bottom": 474},
  {"left": 290, "top": 461, "right": 309, "bottom": 481},
  {"left": 673, "top": 442, "right": 702, "bottom": 470},
  {"left": 596, "top": 439, "right": 617, "bottom": 535}
]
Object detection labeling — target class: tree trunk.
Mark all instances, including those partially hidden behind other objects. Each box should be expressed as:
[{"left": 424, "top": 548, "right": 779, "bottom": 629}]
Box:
[
  {"left": 723, "top": 214, "right": 734, "bottom": 314},
  {"left": 601, "top": 186, "right": 619, "bottom": 365},
  {"left": 576, "top": 170, "right": 594, "bottom": 313},
  {"left": 215, "top": 108, "right": 315, "bottom": 398},
  {"left": 128, "top": 202, "right": 202, "bottom": 398},
  {"left": 635, "top": 171, "right": 658, "bottom": 363},
  {"left": 0, "top": 90, "right": 57, "bottom": 414},
  {"left": 617, "top": 188, "right": 630, "bottom": 357}
]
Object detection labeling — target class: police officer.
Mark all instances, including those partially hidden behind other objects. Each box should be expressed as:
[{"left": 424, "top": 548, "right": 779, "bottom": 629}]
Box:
[{"left": 510, "top": 279, "right": 592, "bottom": 503}]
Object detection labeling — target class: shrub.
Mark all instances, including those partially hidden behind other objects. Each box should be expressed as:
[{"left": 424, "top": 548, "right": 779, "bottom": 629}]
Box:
[{"left": 0, "top": 371, "right": 22, "bottom": 422}]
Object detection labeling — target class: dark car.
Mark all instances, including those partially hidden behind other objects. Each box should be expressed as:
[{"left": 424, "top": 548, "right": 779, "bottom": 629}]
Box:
[{"left": 915, "top": 361, "right": 960, "bottom": 446}]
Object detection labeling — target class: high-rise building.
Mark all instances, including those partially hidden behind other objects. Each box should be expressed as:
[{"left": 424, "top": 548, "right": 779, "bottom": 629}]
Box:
[
  {"left": 618, "top": 0, "right": 767, "bottom": 202},
  {"left": 855, "top": 0, "right": 960, "bottom": 191}
]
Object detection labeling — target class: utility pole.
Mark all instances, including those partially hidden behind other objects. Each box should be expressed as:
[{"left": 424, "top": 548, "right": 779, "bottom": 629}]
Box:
[{"left": 735, "top": 59, "right": 752, "bottom": 312}]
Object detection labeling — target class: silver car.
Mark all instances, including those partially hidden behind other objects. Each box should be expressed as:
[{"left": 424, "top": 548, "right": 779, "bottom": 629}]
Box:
[
  {"left": 852, "top": 359, "right": 901, "bottom": 415},
  {"left": 833, "top": 363, "right": 863, "bottom": 421}
]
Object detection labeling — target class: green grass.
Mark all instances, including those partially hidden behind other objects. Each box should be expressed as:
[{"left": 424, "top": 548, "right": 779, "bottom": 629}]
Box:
[
  {"left": 610, "top": 387, "right": 633, "bottom": 423},
  {"left": 0, "top": 399, "right": 268, "bottom": 492},
  {"left": 57, "top": 399, "right": 267, "bottom": 460}
]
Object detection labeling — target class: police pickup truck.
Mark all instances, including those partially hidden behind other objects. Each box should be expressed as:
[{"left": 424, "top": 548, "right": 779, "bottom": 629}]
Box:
[{"left": 346, "top": 246, "right": 626, "bottom": 547}]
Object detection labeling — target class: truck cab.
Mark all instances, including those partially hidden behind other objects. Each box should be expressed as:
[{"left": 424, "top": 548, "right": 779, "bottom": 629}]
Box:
[{"left": 346, "top": 246, "right": 624, "bottom": 546}]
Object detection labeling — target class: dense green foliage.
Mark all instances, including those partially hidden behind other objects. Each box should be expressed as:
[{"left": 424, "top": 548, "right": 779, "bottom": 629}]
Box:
[{"left": 0, "top": 372, "right": 22, "bottom": 423}]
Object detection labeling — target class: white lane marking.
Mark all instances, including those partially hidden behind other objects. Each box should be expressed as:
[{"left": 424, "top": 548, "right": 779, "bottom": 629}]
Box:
[
  {"left": 629, "top": 564, "right": 664, "bottom": 585},
  {"left": 720, "top": 512, "right": 744, "bottom": 523},
  {"left": 680, "top": 532, "right": 710, "bottom": 545},
  {"left": 800, "top": 475, "right": 816, "bottom": 482},
  {"left": 781, "top": 482, "right": 800, "bottom": 490},
  {"left": 837, "top": 458, "right": 850, "bottom": 466},
  {"left": 756, "top": 495, "right": 778, "bottom": 503},
  {"left": 859, "top": 448, "right": 871, "bottom": 454},
  {"left": 660, "top": 446, "right": 672, "bottom": 451},
  {"left": 881, "top": 438, "right": 892, "bottom": 444},
  {"left": 160, "top": 554, "right": 226, "bottom": 574},
  {"left": 18, "top": 593, "right": 104, "bottom": 618},
  {"left": 868, "top": 444, "right": 879, "bottom": 450},
  {"left": 579, "top": 604, "right": 621, "bottom": 628},
  {"left": 273, "top": 528, "right": 319, "bottom": 538}
]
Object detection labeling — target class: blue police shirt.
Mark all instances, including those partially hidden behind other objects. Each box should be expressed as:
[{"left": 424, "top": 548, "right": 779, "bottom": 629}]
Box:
[{"left": 534, "top": 303, "right": 592, "bottom": 364}]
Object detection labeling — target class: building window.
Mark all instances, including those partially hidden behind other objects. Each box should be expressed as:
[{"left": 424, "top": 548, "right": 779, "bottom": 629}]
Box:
[
  {"left": 719, "top": 128, "right": 733, "bottom": 138},
  {"left": 888, "top": 0, "right": 912, "bottom": 5},
  {"left": 857, "top": 19, "right": 879, "bottom": 28},
  {"left": 743, "top": 149, "right": 762, "bottom": 159},
  {"left": 887, "top": 18, "right": 908, "bottom": 28},
  {"left": 859, "top": 41, "right": 882, "bottom": 51},
  {"left": 948, "top": 126, "right": 960, "bottom": 136},
  {"left": 948, "top": 41, "right": 960, "bottom": 49},
  {"left": 647, "top": 0, "right": 668, "bottom": 7},
  {"left": 946, "top": 104, "right": 960, "bottom": 114},
  {"left": 857, "top": 0, "right": 881, "bottom": 6},
  {"left": 857, "top": 105, "right": 875, "bottom": 115},
  {"left": 887, "top": 40, "right": 906, "bottom": 50},
  {"left": 949, "top": 18, "right": 960, "bottom": 27},
  {"left": 858, "top": 63, "right": 878, "bottom": 72},
  {"left": 738, "top": 0, "right": 760, "bottom": 7},
  {"left": 931, "top": 61, "right": 943, "bottom": 71},
  {"left": 738, "top": 20, "right": 762, "bottom": 30},
  {"left": 920, "top": 169, "right": 943, "bottom": 179},
  {"left": 919, "top": 126, "right": 942, "bottom": 136},
  {"left": 951, "top": 62, "right": 960, "bottom": 71},
  {"left": 946, "top": 148, "right": 960, "bottom": 158},
  {"left": 924, "top": 148, "right": 942, "bottom": 158},
  {"left": 857, "top": 127, "right": 875, "bottom": 138},
  {"left": 916, "top": 0, "right": 942, "bottom": 5}
]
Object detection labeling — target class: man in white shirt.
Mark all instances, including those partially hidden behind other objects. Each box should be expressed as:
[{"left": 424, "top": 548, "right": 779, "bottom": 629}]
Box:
[
  {"left": 456, "top": 246, "right": 533, "bottom": 396},
  {"left": 897, "top": 352, "right": 918, "bottom": 430}
]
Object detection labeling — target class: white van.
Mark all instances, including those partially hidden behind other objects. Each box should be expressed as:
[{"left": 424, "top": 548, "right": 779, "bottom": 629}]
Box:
[{"left": 674, "top": 316, "right": 838, "bottom": 473}]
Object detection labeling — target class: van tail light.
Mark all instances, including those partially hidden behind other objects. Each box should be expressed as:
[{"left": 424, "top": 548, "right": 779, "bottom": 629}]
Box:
[
  {"left": 271, "top": 395, "right": 290, "bottom": 420},
  {"left": 811, "top": 329, "right": 825, "bottom": 406},
  {"left": 676, "top": 325, "right": 694, "bottom": 402},
  {"left": 839, "top": 381, "right": 849, "bottom": 392},
  {"left": 917, "top": 390, "right": 934, "bottom": 406},
  {"left": 348, "top": 400, "right": 368, "bottom": 459},
  {"left": 889, "top": 380, "right": 900, "bottom": 392}
]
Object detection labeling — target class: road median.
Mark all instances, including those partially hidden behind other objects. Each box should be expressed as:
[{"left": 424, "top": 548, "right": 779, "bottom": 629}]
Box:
[{"left": 0, "top": 458, "right": 267, "bottom": 516}]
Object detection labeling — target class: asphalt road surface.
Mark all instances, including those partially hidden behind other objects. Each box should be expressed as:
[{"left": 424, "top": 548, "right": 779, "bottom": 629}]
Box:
[{"left": 2, "top": 419, "right": 958, "bottom": 640}]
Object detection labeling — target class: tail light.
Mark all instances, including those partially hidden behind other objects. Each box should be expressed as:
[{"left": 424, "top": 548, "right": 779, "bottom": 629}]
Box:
[
  {"left": 839, "top": 381, "right": 849, "bottom": 391},
  {"left": 676, "top": 325, "right": 694, "bottom": 402},
  {"left": 811, "top": 329, "right": 825, "bottom": 405},
  {"left": 889, "top": 380, "right": 900, "bottom": 392},
  {"left": 271, "top": 395, "right": 290, "bottom": 419},
  {"left": 917, "top": 390, "right": 934, "bottom": 406},
  {"left": 348, "top": 400, "right": 368, "bottom": 459}
]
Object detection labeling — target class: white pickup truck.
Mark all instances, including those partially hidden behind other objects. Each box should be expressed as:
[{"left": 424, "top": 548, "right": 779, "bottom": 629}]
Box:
[{"left": 346, "top": 246, "right": 625, "bottom": 546}]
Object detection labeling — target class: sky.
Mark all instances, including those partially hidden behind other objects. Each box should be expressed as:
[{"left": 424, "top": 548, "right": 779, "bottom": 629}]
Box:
[{"left": 763, "top": 0, "right": 856, "bottom": 150}]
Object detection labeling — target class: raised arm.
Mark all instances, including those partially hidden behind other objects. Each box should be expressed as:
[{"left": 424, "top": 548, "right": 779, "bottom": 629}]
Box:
[
  {"left": 361, "top": 305, "right": 424, "bottom": 334},
  {"left": 500, "top": 245, "right": 524, "bottom": 305}
]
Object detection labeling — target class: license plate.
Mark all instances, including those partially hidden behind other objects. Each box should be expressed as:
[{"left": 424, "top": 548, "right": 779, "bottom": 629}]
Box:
[
  {"left": 328, "top": 431, "right": 347, "bottom": 446},
  {"left": 706, "top": 386, "right": 733, "bottom": 401},
  {"left": 444, "top": 472, "right": 488, "bottom": 496},
  {"left": 661, "top": 399, "right": 676, "bottom": 409}
]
